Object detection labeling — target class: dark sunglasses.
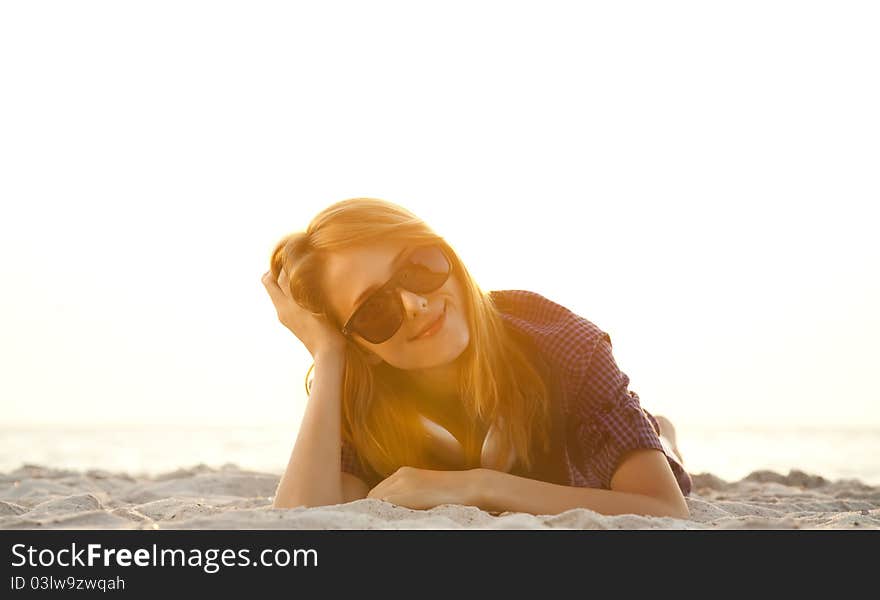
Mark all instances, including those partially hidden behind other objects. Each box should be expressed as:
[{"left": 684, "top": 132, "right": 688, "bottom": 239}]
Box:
[{"left": 341, "top": 245, "right": 452, "bottom": 344}]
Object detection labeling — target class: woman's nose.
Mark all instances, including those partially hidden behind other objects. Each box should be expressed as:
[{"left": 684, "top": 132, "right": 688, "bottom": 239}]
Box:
[{"left": 398, "top": 288, "right": 430, "bottom": 317}]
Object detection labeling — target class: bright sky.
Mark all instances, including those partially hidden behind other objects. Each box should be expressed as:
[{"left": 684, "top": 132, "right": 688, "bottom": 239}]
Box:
[{"left": 1, "top": 1, "right": 878, "bottom": 430}]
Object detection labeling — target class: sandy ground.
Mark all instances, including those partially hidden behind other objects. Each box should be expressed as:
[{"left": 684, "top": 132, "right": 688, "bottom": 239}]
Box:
[{"left": 1, "top": 464, "right": 878, "bottom": 530}]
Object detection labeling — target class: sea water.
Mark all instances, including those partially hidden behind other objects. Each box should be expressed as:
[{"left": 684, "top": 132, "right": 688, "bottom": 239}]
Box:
[{"left": 2, "top": 424, "right": 878, "bottom": 485}]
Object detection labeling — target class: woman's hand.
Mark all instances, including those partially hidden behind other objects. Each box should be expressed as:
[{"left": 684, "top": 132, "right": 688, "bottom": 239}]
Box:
[
  {"left": 366, "top": 467, "right": 484, "bottom": 511},
  {"left": 261, "top": 269, "right": 348, "bottom": 359}
]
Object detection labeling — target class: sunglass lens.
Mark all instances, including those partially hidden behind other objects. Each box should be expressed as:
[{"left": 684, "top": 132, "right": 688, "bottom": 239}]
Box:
[
  {"left": 351, "top": 290, "right": 402, "bottom": 343},
  {"left": 398, "top": 246, "right": 450, "bottom": 292}
]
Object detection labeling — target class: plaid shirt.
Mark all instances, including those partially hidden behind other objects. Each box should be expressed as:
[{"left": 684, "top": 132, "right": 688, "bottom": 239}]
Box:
[{"left": 341, "top": 289, "right": 693, "bottom": 497}]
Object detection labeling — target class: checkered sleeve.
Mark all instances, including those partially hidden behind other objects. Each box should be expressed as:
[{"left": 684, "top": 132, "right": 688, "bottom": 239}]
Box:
[{"left": 571, "top": 334, "right": 691, "bottom": 494}]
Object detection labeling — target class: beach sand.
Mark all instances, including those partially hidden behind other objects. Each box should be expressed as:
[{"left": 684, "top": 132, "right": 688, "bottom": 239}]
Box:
[{"left": 1, "top": 464, "right": 878, "bottom": 530}]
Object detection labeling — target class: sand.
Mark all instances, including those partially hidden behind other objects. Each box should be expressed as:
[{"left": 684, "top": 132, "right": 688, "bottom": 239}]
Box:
[{"left": 1, "top": 464, "right": 878, "bottom": 530}]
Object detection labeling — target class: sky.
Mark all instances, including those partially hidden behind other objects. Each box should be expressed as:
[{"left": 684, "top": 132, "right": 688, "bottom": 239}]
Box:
[{"left": 1, "top": 1, "right": 878, "bottom": 431}]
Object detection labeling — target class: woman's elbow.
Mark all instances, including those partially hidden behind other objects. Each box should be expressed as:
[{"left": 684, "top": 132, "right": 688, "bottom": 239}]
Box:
[
  {"left": 664, "top": 497, "right": 691, "bottom": 520},
  {"left": 272, "top": 496, "right": 300, "bottom": 509},
  {"left": 271, "top": 492, "right": 314, "bottom": 509},
  {"left": 670, "top": 506, "right": 690, "bottom": 520},
  {"left": 272, "top": 492, "right": 344, "bottom": 509}
]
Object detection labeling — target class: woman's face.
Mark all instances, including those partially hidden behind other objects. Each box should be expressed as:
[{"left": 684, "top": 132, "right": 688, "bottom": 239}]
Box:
[{"left": 324, "top": 240, "right": 471, "bottom": 371}]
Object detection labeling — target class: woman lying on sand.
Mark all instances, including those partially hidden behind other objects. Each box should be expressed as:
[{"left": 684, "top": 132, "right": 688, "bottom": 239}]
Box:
[{"left": 261, "top": 197, "right": 691, "bottom": 518}]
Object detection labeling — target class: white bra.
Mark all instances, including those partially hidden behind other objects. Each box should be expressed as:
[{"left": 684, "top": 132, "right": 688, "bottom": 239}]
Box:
[{"left": 418, "top": 413, "right": 517, "bottom": 472}]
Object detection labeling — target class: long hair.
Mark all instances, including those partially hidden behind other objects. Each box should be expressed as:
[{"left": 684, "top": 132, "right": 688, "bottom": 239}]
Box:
[{"left": 268, "top": 197, "right": 553, "bottom": 478}]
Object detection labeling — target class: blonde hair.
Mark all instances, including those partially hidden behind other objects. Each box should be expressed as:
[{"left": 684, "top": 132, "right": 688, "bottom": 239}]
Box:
[{"left": 268, "top": 197, "right": 553, "bottom": 478}]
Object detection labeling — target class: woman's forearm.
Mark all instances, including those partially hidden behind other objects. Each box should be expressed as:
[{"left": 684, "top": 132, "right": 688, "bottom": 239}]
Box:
[
  {"left": 273, "top": 350, "right": 347, "bottom": 509},
  {"left": 474, "top": 469, "right": 690, "bottom": 519}
]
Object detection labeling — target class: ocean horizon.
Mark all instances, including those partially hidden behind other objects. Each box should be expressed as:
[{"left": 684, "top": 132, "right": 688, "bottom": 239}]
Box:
[{"left": 3, "top": 423, "right": 878, "bottom": 486}]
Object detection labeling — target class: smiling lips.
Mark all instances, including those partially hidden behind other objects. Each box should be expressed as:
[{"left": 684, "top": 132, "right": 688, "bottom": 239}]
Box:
[{"left": 410, "top": 302, "right": 447, "bottom": 341}]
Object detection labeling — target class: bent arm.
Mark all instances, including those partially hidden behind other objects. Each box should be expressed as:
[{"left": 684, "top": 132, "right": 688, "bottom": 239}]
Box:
[
  {"left": 474, "top": 450, "right": 690, "bottom": 519},
  {"left": 273, "top": 351, "right": 349, "bottom": 509}
]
